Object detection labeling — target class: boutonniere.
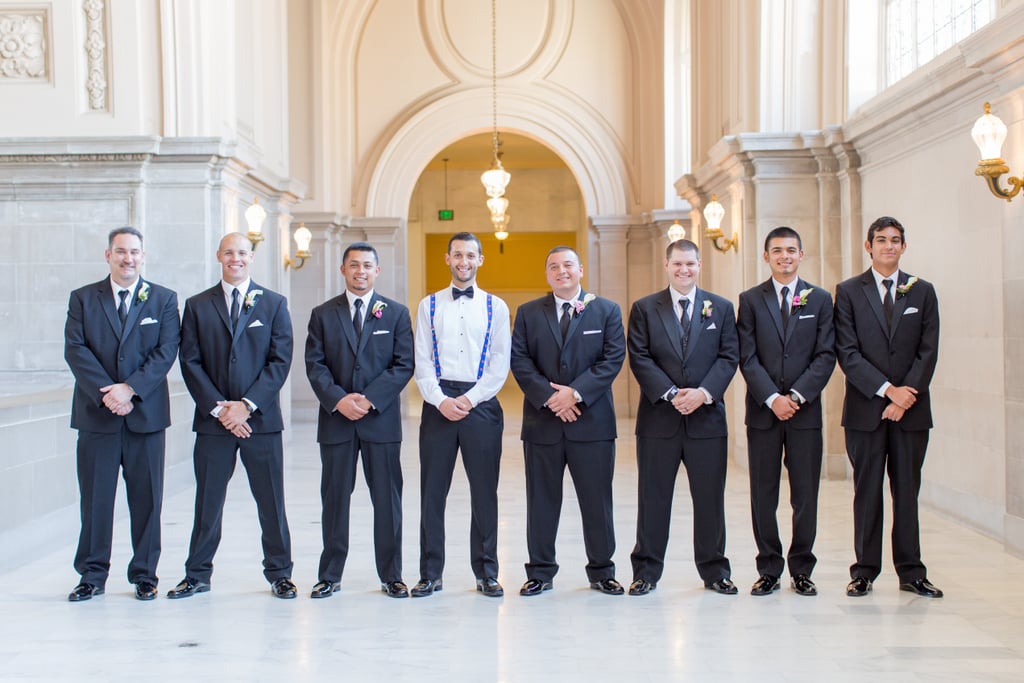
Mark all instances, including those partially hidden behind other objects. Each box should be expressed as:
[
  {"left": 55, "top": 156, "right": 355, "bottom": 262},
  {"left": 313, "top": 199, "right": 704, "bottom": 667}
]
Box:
[
  {"left": 244, "top": 289, "right": 263, "bottom": 311},
  {"left": 136, "top": 282, "right": 150, "bottom": 303},
  {"left": 791, "top": 287, "right": 813, "bottom": 309},
  {"left": 896, "top": 276, "right": 919, "bottom": 299},
  {"left": 701, "top": 299, "right": 713, "bottom": 320},
  {"left": 370, "top": 301, "right": 387, "bottom": 319},
  {"left": 572, "top": 292, "right": 597, "bottom": 315}
]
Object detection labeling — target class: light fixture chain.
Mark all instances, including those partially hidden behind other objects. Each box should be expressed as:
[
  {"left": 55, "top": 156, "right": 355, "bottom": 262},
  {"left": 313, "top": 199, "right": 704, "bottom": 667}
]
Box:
[{"left": 491, "top": 0, "right": 498, "bottom": 158}]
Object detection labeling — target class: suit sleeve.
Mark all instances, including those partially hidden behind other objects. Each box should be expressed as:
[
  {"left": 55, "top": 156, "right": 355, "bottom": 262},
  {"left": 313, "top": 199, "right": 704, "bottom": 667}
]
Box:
[
  {"left": 361, "top": 305, "right": 415, "bottom": 413},
  {"left": 901, "top": 282, "right": 939, "bottom": 391},
  {"left": 305, "top": 307, "right": 347, "bottom": 412},
  {"left": 510, "top": 305, "right": 556, "bottom": 410},
  {"left": 64, "top": 290, "right": 115, "bottom": 406},
  {"left": 696, "top": 300, "right": 739, "bottom": 401},
  {"left": 834, "top": 283, "right": 889, "bottom": 399},
  {"left": 241, "top": 295, "right": 294, "bottom": 411},
  {"left": 627, "top": 300, "right": 676, "bottom": 404},
  {"left": 571, "top": 301, "right": 625, "bottom": 404},
  {"left": 789, "top": 293, "right": 837, "bottom": 402},
  {"left": 737, "top": 292, "right": 779, "bottom": 404},
  {"left": 124, "top": 291, "right": 181, "bottom": 402},
  {"left": 179, "top": 298, "right": 226, "bottom": 412}
]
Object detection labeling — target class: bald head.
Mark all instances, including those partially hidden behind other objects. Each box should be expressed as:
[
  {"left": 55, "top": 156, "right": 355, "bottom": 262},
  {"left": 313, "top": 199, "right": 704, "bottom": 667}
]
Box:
[{"left": 217, "top": 232, "right": 254, "bottom": 286}]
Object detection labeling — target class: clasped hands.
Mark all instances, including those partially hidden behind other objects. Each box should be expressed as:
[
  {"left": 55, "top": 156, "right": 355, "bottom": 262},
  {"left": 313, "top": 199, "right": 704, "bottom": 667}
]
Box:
[
  {"left": 546, "top": 382, "right": 581, "bottom": 422},
  {"left": 883, "top": 384, "right": 918, "bottom": 422},
  {"left": 100, "top": 383, "right": 135, "bottom": 416},
  {"left": 335, "top": 393, "right": 372, "bottom": 421},
  {"left": 216, "top": 400, "right": 253, "bottom": 438},
  {"left": 671, "top": 387, "right": 706, "bottom": 416}
]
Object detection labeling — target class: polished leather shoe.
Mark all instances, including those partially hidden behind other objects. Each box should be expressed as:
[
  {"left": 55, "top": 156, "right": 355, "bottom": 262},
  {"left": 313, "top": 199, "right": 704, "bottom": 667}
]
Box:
[
  {"left": 381, "top": 581, "right": 409, "bottom": 598},
  {"left": 590, "top": 578, "right": 625, "bottom": 595},
  {"left": 706, "top": 578, "right": 738, "bottom": 595},
  {"left": 846, "top": 577, "right": 872, "bottom": 597},
  {"left": 166, "top": 577, "right": 210, "bottom": 599},
  {"left": 628, "top": 579, "right": 656, "bottom": 596},
  {"left": 900, "top": 578, "right": 943, "bottom": 598},
  {"left": 750, "top": 574, "right": 780, "bottom": 596},
  {"left": 791, "top": 574, "right": 817, "bottom": 596},
  {"left": 310, "top": 580, "right": 339, "bottom": 599},
  {"left": 410, "top": 578, "right": 442, "bottom": 597},
  {"left": 476, "top": 577, "right": 504, "bottom": 597},
  {"left": 519, "top": 579, "right": 553, "bottom": 596},
  {"left": 67, "top": 583, "right": 104, "bottom": 602},
  {"left": 271, "top": 578, "right": 297, "bottom": 599},
  {"left": 134, "top": 581, "right": 158, "bottom": 601}
]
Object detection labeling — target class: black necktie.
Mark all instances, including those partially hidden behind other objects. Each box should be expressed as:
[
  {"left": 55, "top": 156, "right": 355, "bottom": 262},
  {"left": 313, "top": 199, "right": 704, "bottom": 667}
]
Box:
[
  {"left": 117, "top": 289, "right": 129, "bottom": 330},
  {"left": 452, "top": 286, "right": 474, "bottom": 300},
  {"left": 353, "top": 298, "right": 364, "bottom": 338},
  {"left": 780, "top": 285, "right": 791, "bottom": 331},
  {"left": 882, "top": 279, "right": 894, "bottom": 327},
  {"left": 230, "top": 288, "right": 240, "bottom": 329},
  {"left": 560, "top": 302, "right": 572, "bottom": 341},
  {"left": 679, "top": 298, "right": 691, "bottom": 356}
]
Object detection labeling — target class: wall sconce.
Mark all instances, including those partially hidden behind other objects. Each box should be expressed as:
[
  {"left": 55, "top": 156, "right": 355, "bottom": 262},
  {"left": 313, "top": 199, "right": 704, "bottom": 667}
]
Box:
[
  {"left": 667, "top": 220, "right": 687, "bottom": 242},
  {"left": 244, "top": 197, "right": 266, "bottom": 249},
  {"left": 972, "top": 102, "right": 1022, "bottom": 201},
  {"left": 284, "top": 223, "right": 313, "bottom": 270},
  {"left": 703, "top": 194, "right": 738, "bottom": 252}
]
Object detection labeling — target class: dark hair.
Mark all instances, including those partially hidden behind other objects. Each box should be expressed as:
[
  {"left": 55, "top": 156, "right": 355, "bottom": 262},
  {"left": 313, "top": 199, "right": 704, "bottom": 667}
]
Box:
[
  {"left": 448, "top": 232, "right": 482, "bottom": 254},
  {"left": 546, "top": 245, "right": 580, "bottom": 264},
  {"left": 867, "top": 216, "right": 905, "bottom": 243},
  {"left": 108, "top": 226, "right": 144, "bottom": 248},
  {"left": 342, "top": 242, "right": 379, "bottom": 265},
  {"left": 666, "top": 239, "right": 700, "bottom": 261},
  {"left": 763, "top": 226, "right": 802, "bottom": 252}
]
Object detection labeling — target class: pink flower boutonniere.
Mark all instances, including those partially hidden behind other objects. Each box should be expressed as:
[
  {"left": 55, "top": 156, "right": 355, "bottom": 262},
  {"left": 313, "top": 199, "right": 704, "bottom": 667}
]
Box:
[
  {"left": 244, "top": 289, "right": 263, "bottom": 311},
  {"left": 791, "top": 287, "right": 813, "bottom": 309},
  {"left": 701, "top": 299, "right": 714, "bottom": 320},
  {"left": 573, "top": 292, "right": 597, "bottom": 315},
  {"left": 136, "top": 282, "right": 150, "bottom": 303},
  {"left": 371, "top": 301, "right": 387, "bottom": 319},
  {"left": 896, "top": 276, "right": 919, "bottom": 299}
]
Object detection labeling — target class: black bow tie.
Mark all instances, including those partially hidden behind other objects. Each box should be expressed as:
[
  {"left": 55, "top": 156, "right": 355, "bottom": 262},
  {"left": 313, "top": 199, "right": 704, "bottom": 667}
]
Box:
[{"left": 452, "top": 286, "right": 474, "bottom": 300}]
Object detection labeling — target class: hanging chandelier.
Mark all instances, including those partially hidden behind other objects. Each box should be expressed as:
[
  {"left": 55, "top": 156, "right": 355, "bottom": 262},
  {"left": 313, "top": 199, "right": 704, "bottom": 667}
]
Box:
[{"left": 481, "top": 0, "right": 510, "bottom": 241}]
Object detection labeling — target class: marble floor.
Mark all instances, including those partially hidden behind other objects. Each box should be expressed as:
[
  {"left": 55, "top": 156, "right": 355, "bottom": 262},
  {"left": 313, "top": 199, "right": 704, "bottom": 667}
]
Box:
[{"left": 2, "top": 417, "right": 1023, "bottom": 682}]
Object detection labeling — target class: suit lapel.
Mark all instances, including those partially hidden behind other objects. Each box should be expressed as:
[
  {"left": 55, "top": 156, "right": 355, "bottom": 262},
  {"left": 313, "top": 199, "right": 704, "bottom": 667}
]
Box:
[
  {"left": 97, "top": 279, "right": 121, "bottom": 337},
  {"left": 356, "top": 294, "right": 380, "bottom": 355},
  {"left": 544, "top": 296, "right": 563, "bottom": 348},
  {"left": 783, "top": 278, "right": 804, "bottom": 346},
  {"left": 656, "top": 289, "right": 684, "bottom": 360},
  {"left": 860, "top": 270, "right": 889, "bottom": 337},
  {"left": 119, "top": 280, "right": 146, "bottom": 345},
  {"left": 686, "top": 289, "right": 705, "bottom": 360},
  {"left": 889, "top": 271, "right": 911, "bottom": 340},
  {"left": 563, "top": 290, "right": 587, "bottom": 344},
  {"left": 336, "top": 294, "right": 359, "bottom": 354},
  {"left": 761, "top": 279, "right": 785, "bottom": 342},
  {"left": 210, "top": 285, "right": 232, "bottom": 334}
]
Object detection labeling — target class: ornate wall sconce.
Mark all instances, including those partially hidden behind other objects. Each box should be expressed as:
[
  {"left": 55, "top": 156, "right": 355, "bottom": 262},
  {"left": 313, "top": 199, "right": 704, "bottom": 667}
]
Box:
[
  {"left": 667, "top": 220, "right": 687, "bottom": 242},
  {"left": 703, "top": 195, "right": 738, "bottom": 253},
  {"left": 245, "top": 197, "right": 266, "bottom": 249},
  {"left": 284, "top": 223, "right": 313, "bottom": 270},
  {"left": 972, "top": 102, "right": 1021, "bottom": 201}
]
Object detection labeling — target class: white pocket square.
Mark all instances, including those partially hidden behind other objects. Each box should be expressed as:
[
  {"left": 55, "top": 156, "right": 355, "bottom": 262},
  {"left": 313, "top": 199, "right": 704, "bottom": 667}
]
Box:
[
  {"left": 798, "top": 314, "right": 815, "bottom": 320},
  {"left": 706, "top": 322, "right": 717, "bottom": 330},
  {"left": 904, "top": 307, "right": 919, "bottom": 315},
  {"left": 583, "top": 329, "right": 601, "bottom": 335},
  {"left": 248, "top": 320, "right": 264, "bottom": 328},
  {"left": 140, "top": 317, "right": 158, "bottom": 326},
  {"left": 372, "top": 329, "right": 390, "bottom": 335}
]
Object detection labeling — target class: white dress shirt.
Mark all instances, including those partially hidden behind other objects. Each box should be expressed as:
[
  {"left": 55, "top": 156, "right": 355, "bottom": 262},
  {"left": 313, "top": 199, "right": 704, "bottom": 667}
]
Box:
[
  {"left": 110, "top": 278, "right": 140, "bottom": 313},
  {"left": 666, "top": 286, "right": 711, "bottom": 404},
  {"left": 221, "top": 278, "right": 252, "bottom": 311},
  {"left": 553, "top": 287, "right": 581, "bottom": 322},
  {"left": 764, "top": 278, "right": 805, "bottom": 408},
  {"left": 871, "top": 268, "right": 901, "bottom": 397},
  {"left": 414, "top": 284, "right": 511, "bottom": 409},
  {"left": 347, "top": 289, "right": 374, "bottom": 325}
]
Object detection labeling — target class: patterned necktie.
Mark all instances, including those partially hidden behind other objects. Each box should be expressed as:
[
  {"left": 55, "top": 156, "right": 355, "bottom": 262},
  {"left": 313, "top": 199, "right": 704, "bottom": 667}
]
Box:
[
  {"left": 679, "top": 298, "right": 691, "bottom": 356},
  {"left": 560, "top": 302, "right": 572, "bottom": 341},
  {"left": 117, "top": 289, "right": 129, "bottom": 330},
  {"left": 452, "top": 286, "right": 474, "bottom": 300},
  {"left": 230, "top": 288, "right": 240, "bottom": 329},
  {"left": 780, "top": 285, "right": 791, "bottom": 331},
  {"left": 882, "top": 279, "right": 894, "bottom": 328},
  {"left": 353, "top": 298, "right": 364, "bottom": 338}
]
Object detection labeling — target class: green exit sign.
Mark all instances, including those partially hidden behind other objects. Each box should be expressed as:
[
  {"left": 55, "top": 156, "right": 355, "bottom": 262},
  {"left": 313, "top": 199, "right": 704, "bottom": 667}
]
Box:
[{"left": 438, "top": 209, "right": 454, "bottom": 221}]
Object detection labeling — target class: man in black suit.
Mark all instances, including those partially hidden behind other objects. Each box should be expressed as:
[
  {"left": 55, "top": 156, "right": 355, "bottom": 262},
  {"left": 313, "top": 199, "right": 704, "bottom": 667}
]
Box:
[
  {"left": 64, "top": 227, "right": 180, "bottom": 602},
  {"left": 305, "top": 242, "right": 415, "bottom": 599},
  {"left": 411, "top": 232, "right": 511, "bottom": 598},
  {"left": 835, "top": 216, "right": 942, "bottom": 598},
  {"left": 737, "top": 227, "right": 836, "bottom": 597},
  {"left": 168, "top": 231, "right": 296, "bottom": 600},
  {"left": 627, "top": 239, "right": 740, "bottom": 596},
  {"left": 510, "top": 246, "right": 626, "bottom": 597}
]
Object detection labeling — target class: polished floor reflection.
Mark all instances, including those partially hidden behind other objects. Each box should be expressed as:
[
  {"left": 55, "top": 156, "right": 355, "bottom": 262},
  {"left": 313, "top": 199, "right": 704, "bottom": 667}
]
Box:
[{"left": 2, "top": 418, "right": 1023, "bottom": 681}]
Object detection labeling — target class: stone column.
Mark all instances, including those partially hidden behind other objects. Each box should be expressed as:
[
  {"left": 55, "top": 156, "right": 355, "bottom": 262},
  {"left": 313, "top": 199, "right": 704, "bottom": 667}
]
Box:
[{"left": 591, "top": 215, "right": 636, "bottom": 418}]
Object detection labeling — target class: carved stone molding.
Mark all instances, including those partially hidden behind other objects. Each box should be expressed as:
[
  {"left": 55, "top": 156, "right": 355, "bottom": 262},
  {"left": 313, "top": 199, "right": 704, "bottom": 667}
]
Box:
[
  {"left": 0, "top": 153, "right": 151, "bottom": 163},
  {"left": 83, "top": 0, "right": 107, "bottom": 110},
  {"left": 0, "top": 10, "right": 48, "bottom": 80}
]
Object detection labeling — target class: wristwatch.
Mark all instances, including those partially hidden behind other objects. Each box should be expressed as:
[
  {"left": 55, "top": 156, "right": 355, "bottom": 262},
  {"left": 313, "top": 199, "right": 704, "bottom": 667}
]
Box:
[
  {"left": 665, "top": 387, "right": 679, "bottom": 401},
  {"left": 788, "top": 391, "right": 802, "bottom": 405}
]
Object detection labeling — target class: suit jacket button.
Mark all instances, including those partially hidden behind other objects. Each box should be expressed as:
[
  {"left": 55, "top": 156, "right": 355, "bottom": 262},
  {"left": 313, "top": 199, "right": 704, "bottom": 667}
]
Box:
[
  {"left": 355, "top": 365, "right": 361, "bottom": 371},
  {"left": 118, "top": 356, "right": 125, "bottom": 361},
  {"left": 231, "top": 357, "right": 237, "bottom": 363}
]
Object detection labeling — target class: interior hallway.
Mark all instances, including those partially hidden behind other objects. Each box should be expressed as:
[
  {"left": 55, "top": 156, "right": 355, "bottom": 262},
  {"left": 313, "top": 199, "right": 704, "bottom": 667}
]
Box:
[{"left": 2, "top": 416, "right": 1022, "bottom": 682}]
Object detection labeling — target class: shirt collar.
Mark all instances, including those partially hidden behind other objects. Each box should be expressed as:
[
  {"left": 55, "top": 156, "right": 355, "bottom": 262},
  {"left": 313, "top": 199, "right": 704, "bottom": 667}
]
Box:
[
  {"left": 870, "top": 268, "right": 900, "bottom": 290},
  {"left": 669, "top": 285, "right": 696, "bottom": 304},
  {"left": 553, "top": 286, "right": 582, "bottom": 309},
  {"left": 771, "top": 277, "right": 799, "bottom": 299},
  {"left": 110, "top": 277, "right": 140, "bottom": 298},
  {"left": 347, "top": 289, "right": 374, "bottom": 308},
  {"left": 221, "top": 278, "right": 252, "bottom": 297}
]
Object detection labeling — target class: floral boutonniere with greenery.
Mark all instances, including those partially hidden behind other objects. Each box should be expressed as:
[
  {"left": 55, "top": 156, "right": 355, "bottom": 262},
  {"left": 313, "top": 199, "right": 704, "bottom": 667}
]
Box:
[
  {"left": 572, "top": 292, "right": 597, "bottom": 316},
  {"left": 701, "top": 299, "right": 714, "bottom": 320},
  {"left": 136, "top": 282, "right": 150, "bottom": 303},
  {"left": 896, "top": 276, "right": 919, "bottom": 299},
  {"left": 244, "top": 289, "right": 263, "bottom": 311},
  {"left": 791, "top": 287, "right": 813, "bottom": 309},
  {"left": 371, "top": 301, "right": 387, "bottom": 319}
]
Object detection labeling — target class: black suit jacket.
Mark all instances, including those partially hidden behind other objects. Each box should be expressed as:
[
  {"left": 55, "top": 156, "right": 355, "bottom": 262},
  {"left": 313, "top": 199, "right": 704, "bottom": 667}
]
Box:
[
  {"left": 834, "top": 269, "right": 939, "bottom": 432},
  {"left": 65, "top": 277, "right": 180, "bottom": 434},
  {"left": 305, "top": 292, "right": 414, "bottom": 445},
  {"left": 510, "top": 291, "right": 625, "bottom": 444},
  {"left": 179, "top": 282, "right": 293, "bottom": 434},
  {"left": 628, "top": 288, "right": 739, "bottom": 439},
  {"left": 738, "top": 278, "right": 836, "bottom": 429}
]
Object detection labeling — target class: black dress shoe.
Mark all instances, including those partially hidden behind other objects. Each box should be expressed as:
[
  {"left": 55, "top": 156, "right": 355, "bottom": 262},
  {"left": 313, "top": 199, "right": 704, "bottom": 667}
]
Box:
[
  {"left": 134, "top": 581, "right": 158, "bottom": 601},
  {"left": 900, "top": 578, "right": 943, "bottom": 598},
  {"left": 166, "top": 577, "right": 210, "bottom": 599},
  {"left": 410, "top": 578, "right": 442, "bottom": 597},
  {"left": 791, "top": 574, "right": 817, "bottom": 596},
  {"left": 519, "top": 579, "right": 553, "bottom": 596},
  {"left": 590, "top": 578, "right": 625, "bottom": 595},
  {"left": 705, "top": 578, "right": 738, "bottom": 595},
  {"left": 68, "top": 583, "right": 104, "bottom": 602},
  {"left": 271, "top": 578, "right": 297, "bottom": 599},
  {"left": 381, "top": 581, "right": 409, "bottom": 598},
  {"left": 750, "top": 574, "right": 780, "bottom": 596},
  {"left": 628, "top": 579, "right": 656, "bottom": 596},
  {"left": 476, "top": 577, "right": 504, "bottom": 597},
  {"left": 846, "top": 577, "right": 872, "bottom": 597},
  {"left": 310, "top": 580, "right": 339, "bottom": 599}
]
